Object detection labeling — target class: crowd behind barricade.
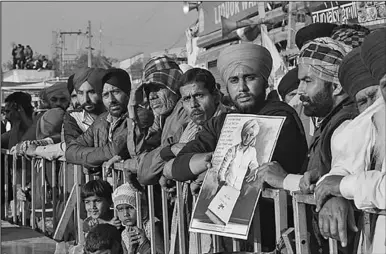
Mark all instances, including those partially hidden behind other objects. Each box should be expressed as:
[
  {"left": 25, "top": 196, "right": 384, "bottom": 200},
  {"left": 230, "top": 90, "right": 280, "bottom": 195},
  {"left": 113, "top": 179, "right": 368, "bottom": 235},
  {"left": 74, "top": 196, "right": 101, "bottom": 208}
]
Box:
[
  {"left": 1, "top": 23, "right": 385, "bottom": 254},
  {"left": 11, "top": 43, "right": 52, "bottom": 70}
]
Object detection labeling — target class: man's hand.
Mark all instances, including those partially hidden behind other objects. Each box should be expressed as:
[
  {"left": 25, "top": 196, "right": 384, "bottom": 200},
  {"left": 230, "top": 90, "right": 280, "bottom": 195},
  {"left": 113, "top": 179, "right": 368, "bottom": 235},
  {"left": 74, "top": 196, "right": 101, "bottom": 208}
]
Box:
[
  {"left": 159, "top": 175, "right": 176, "bottom": 193},
  {"left": 245, "top": 161, "right": 288, "bottom": 189},
  {"left": 171, "top": 143, "right": 186, "bottom": 156},
  {"left": 318, "top": 197, "right": 358, "bottom": 247},
  {"left": 102, "top": 155, "right": 122, "bottom": 178},
  {"left": 315, "top": 175, "right": 344, "bottom": 212},
  {"left": 189, "top": 152, "right": 213, "bottom": 176},
  {"left": 109, "top": 216, "right": 122, "bottom": 229},
  {"left": 24, "top": 143, "right": 37, "bottom": 159},
  {"left": 299, "top": 168, "right": 322, "bottom": 193},
  {"left": 128, "top": 226, "right": 148, "bottom": 252}
]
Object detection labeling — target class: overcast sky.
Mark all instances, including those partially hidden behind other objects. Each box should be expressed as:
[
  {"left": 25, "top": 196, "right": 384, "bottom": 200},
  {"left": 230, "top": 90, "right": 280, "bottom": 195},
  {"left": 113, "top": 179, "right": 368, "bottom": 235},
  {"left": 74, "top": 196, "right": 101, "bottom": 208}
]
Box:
[{"left": 1, "top": 1, "right": 197, "bottom": 63}]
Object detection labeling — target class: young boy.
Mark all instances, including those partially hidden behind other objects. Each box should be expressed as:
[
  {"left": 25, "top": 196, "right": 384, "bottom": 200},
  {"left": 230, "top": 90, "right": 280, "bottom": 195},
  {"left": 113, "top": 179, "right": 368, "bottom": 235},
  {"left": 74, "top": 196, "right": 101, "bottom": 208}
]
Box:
[
  {"left": 112, "top": 183, "right": 164, "bottom": 254},
  {"left": 84, "top": 224, "right": 123, "bottom": 254},
  {"left": 81, "top": 180, "right": 121, "bottom": 234}
]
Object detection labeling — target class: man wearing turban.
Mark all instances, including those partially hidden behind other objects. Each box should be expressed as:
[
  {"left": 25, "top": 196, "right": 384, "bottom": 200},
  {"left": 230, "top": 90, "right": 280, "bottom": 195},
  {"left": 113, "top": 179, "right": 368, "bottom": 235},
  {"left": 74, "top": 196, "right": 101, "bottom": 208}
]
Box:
[
  {"left": 313, "top": 36, "right": 386, "bottom": 253},
  {"left": 44, "top": 81, "right": 70, "bottom": 111},
  {"left": 171, "top": 43, "right": 308, "bottom": 250},
  {"left": 65, "top": 68, "right": 133, "bottom": 172}
]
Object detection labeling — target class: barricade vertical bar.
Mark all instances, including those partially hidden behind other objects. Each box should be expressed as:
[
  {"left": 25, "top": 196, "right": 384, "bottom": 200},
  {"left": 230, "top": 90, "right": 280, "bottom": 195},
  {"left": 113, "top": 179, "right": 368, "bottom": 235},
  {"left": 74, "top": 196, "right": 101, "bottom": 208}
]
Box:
[
  {"left": 192, "top": 195, "right": 202, "bottom": 254},
  {"left": 31, "top": 158, "right": 36, "bottom": 229},
  {"left": 232, "top": 239, "right": 240, "bottom": 251},
  {"left": 212, "top": 235, "right": 220, "bottom": 252},
  {"left": 52, "top": 160, "right": 57, "bottom": 229},
  {"left": 329, "top": 238, "right": 338, "bottom": 254},
  {"left": 274, "top": 190, "right": 288, "bottom": 243},
  {"left": 75, "top": 165, "right": 84, "bottom": 245},
  {"left": 63, "top": 161, "right": 68, "bottom": 201},
  {"left": 176, "top": 181, "right": 186, "bottom": 254},
  {"left": 147, "top": 185, "right": 156, "bottom": 254},
  {"left": 12, "top": 156, "right": 17, "bottom": 224},
  {"left": 41, "top": 159, "right": 46, "bottom": 233},
  {"left": 4, "top": 154, "right": 9, "bottom": 220},
  {"left": 292, "top": 194, "right": 310, "bottom": 254},
  {"left": 21, "top": 157, "right": 27, "bottom": 226},
  {"left": 112, "top": 170, "right": 117, "bottom": 190},
  {"left": 253, "top": 204, "right": 262, "bottom": 252},
  {"left": 112, "top": 170, "right": 118, "bottom": 217},
  {"left": 161, "top": 189, "right": 170, "bottom": 254},
  {"left": 136, "top": 191, "right": 142, "bottom": 228}
]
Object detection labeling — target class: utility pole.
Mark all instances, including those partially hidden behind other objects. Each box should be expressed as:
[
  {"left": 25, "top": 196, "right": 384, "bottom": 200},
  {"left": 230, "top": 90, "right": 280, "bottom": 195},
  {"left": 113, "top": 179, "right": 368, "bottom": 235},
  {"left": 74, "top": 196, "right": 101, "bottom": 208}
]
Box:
[{"left": 87, "top": 20, "right": 93, "bottom": 67}]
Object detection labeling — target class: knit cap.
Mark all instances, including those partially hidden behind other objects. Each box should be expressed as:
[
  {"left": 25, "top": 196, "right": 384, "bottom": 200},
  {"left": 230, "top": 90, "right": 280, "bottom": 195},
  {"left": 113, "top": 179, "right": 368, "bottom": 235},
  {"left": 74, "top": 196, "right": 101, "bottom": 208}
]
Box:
[{"left": 112, "top": 183, "right": 141, "bottom": 209}]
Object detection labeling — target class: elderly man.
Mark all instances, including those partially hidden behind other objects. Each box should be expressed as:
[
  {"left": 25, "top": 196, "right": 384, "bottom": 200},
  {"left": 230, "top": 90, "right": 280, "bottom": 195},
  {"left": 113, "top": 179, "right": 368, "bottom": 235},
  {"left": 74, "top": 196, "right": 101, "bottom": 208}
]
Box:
[
  {"left": 314, "top": 28, "right": 386, "bottom": 254},
  {"left": 172, "top": 43, "right": 308, "bottom": 250},
  {"left": 66, "top": 74, "right": 81, "bottom": 111},
  {"left": 65, "top": 68, "right": 132, "bottom": 172},
  {"left": 119, "top": 55, "right": 189, "bottom": 185}
]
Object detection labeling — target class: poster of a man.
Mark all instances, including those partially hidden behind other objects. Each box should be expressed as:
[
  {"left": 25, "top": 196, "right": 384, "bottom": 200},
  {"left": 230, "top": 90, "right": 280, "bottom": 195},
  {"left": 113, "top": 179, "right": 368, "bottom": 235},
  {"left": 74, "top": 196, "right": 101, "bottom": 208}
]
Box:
[{"left": 190, "top": 114, "right": 285, "bottom": 239}]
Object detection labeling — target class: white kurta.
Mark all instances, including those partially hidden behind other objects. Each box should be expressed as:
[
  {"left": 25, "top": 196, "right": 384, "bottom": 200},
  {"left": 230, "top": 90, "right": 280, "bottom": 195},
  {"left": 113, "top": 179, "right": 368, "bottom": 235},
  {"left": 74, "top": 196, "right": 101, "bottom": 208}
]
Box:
[
  {"left": 218, "top": 144, "right": 259, "bottom": 191},
  {"left": 317, "top": 97, "right": 385, "bottom": 254}
]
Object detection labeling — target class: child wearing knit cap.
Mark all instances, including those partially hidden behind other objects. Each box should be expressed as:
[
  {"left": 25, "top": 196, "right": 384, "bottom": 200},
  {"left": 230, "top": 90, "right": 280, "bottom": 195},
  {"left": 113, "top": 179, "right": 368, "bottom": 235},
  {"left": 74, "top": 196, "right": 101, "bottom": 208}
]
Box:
[{"left": 112, "top": 183, "right": 164, "bottom": 254}]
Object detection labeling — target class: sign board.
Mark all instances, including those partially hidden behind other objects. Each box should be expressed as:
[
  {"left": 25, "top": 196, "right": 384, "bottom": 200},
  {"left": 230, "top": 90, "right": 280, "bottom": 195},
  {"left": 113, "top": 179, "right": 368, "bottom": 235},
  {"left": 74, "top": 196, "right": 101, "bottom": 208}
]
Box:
[
  {"left": 311, "top": 1, "right": 358, "bottom": 24},
  {"left": 357, "top": 1, "right": 386, "bottom": 25},
  {"left": 199, "top": 1, "right": 260, "bottom": 36}
]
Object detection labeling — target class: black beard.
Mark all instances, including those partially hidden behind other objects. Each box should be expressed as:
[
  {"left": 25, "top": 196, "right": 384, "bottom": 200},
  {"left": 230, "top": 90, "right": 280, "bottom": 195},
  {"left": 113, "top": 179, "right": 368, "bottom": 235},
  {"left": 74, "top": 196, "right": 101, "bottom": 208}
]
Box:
[{"left": 300, "top": 87, "right": 334, "bottom": 118}]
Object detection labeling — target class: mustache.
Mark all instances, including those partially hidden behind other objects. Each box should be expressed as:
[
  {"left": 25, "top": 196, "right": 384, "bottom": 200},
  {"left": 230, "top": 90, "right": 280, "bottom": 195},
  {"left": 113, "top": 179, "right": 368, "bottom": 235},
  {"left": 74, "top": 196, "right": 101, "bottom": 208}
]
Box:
[
  {"left": 191, "top": 109, "right": 204, "bottom": 116},
  {"left": 299, "top": 95, "right": 311, "bottom": 103},
  {"left": 235, "top": 93, "right": 252, "bottom": 100},
  {"left": 81, "top": 102, "right": 95, "bottom": 109}
]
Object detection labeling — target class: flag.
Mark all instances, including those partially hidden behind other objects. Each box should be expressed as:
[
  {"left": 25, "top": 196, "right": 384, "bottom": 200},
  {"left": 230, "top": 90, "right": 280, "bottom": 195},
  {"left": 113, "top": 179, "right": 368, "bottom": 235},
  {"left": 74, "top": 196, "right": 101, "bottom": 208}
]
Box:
[{"left": 260, "top": 25, "right": 288, "bottom": 89}]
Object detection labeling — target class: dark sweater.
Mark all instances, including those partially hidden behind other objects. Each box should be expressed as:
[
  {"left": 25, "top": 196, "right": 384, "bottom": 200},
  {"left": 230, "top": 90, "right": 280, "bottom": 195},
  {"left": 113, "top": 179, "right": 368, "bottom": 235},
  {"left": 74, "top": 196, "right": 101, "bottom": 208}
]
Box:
[{"left": 172, "top": 100, "right": 308, "bottom": 181}]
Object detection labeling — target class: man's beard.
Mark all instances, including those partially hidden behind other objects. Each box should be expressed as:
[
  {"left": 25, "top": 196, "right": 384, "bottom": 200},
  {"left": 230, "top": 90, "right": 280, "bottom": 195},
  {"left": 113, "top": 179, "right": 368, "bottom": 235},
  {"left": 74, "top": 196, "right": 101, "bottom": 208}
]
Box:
[
  {"left": 232, "top": 92, "right": 266, "bottom": 113},
  {"left": 82, "top": 102, "right": 103, "bottom": 114},
  {"left": 300, "top": 87, "right": 334, "bottom": 118}
]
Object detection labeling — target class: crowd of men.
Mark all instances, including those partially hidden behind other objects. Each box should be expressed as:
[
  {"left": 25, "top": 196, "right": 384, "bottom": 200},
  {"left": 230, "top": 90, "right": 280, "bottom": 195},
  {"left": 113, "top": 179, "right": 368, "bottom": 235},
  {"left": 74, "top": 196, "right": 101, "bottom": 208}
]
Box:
[
  {"left": 11, "top": 43, "right": 52, "bottom": 70},
  {"left": 1, "top": 22, "right": 385, "bottom": 254}
]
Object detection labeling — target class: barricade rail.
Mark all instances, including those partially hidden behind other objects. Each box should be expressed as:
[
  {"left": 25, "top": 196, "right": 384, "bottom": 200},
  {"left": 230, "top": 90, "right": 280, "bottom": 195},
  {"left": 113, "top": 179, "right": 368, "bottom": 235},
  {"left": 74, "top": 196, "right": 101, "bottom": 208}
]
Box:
[{"left": 1, "top": 149, "right": 384, "bottom": 254}]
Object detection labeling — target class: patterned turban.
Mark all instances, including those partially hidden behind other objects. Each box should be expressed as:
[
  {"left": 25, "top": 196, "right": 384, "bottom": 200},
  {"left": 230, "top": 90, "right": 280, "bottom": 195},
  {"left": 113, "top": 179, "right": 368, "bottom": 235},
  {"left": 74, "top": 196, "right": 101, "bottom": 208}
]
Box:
[
  {"left": 45, "top": 82, "right": 70, "bottom": 101},
  {"left": 331, "top": 24, "right": 370, "bottom": 49},
  {"left": 339, "top": 47, "right": 378, "bottom": 99},
  {"left": 143, "top": 55, "right": 182, "bottom": 94},
  {"left": 360, "top": 28, "right": 386, "bottom": 83},
  {"left": 278, "top": 67, "right": 300, "bottom": 99},
  {"left": 73, "top": 67, "right": 108, "bottom": 95},
  {"left": 298, "top": 37, "right": 349, "bottom": 85},
  {"left": 217, "top": 43, "right": 272, "bottom": 83},
  {"left": 295, "top": 23, "right": 338, "bottom": 50}
]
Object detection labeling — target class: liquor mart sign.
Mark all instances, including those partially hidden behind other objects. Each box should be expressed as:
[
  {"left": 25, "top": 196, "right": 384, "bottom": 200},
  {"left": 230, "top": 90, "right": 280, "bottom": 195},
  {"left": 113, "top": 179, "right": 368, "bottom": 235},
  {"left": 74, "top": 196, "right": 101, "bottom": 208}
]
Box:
[
  {"left": 200, "top": 1, "right": 260, "bottom": 36},
  {"left": 312, "top": 2, "right": 358, "bottom": 23}
]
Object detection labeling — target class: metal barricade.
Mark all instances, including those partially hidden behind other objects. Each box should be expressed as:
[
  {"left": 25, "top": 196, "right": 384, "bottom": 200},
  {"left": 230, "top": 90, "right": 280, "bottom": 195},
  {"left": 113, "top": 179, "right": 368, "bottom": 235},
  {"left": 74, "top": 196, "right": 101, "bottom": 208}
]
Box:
[{"left": 292, "top": 191, "right": 386, "bottom": 254}]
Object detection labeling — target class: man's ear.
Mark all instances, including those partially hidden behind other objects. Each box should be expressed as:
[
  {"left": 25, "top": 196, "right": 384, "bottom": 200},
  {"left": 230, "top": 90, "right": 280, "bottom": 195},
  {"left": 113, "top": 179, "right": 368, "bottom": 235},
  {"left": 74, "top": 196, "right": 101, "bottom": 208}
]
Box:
[{"left": 332, "top": 82, "right": 344, "bottom": 96}]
